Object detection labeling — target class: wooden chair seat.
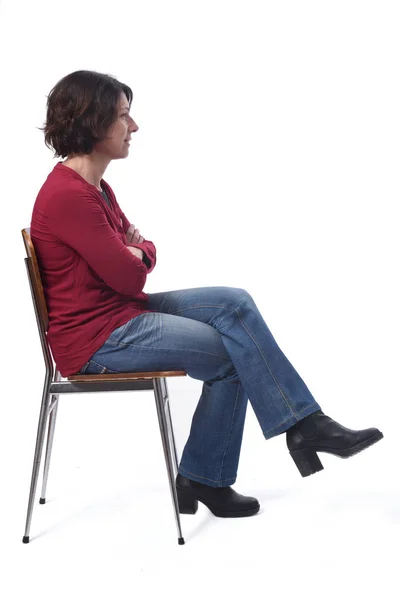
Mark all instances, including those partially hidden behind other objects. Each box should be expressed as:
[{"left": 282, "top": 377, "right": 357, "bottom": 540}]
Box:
[{"left": 68, "top": 370, "right": 187, "bottom": 382}]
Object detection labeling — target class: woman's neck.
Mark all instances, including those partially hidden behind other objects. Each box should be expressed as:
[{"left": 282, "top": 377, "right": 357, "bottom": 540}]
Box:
[{"left": 62, "top": 152, "right": 111, "bottom": 191}]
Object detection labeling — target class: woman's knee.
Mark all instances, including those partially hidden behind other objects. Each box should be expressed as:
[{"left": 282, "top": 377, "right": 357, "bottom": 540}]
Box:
[
  {"left": 223, "top": 287, "right": 253, "bottom": 310},
  {"left": 219, "top": 286, "right": 250, "bottom": 300}
]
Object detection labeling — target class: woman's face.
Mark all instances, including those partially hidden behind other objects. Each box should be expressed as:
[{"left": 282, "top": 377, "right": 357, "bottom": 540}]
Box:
[{"left": 95, "top": 93, "right": 138, "bottom": 160}]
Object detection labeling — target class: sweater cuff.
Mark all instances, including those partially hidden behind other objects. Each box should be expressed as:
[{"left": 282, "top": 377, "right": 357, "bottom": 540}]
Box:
[{"left": 141, "top": 250, "right": 151, "bottom": 269}]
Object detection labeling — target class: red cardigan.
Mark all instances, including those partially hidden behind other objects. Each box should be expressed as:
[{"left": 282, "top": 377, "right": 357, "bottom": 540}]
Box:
[{"left": 30, "top": 162, "right": 156, "bottom": 377}]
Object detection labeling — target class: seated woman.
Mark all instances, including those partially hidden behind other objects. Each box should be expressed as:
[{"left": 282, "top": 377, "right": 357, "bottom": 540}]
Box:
[{"left": 31, "top": 70, "right": 383, "bottom": 519}]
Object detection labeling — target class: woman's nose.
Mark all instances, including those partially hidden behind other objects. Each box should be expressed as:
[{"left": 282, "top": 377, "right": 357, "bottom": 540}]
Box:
[{"left": 130, "top": 119, "right": 139, "bottom": 133}]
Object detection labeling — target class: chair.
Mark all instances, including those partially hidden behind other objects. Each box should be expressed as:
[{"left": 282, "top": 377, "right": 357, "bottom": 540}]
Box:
[{"left": 21, "top": 228, "right": 187, "bottom": 545}]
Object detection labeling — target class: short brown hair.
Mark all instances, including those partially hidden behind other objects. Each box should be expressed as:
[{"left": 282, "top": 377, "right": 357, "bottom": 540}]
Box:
[{"left": 40, "top": 70, "right": 133, "bottom": 158}]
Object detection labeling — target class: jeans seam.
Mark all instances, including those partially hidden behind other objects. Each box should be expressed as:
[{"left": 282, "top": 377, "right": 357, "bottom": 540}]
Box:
[
  {"left": 175, "top": 301, "right": 299, "bottom": 419},
  {"left": 105, "top": 339, "right": 228, "bottom": 360},
  {"left": 262, "top": 405, "right": 317, "bottom": 437},
  {"left": 174, "top": 304, "right": 232, "bottom": 313},
  {"left": 233, "top": 304, "right": 299, "bottom": 418},
  {"left": 217, "top": 380, "right": 242, "bottom": 482}
]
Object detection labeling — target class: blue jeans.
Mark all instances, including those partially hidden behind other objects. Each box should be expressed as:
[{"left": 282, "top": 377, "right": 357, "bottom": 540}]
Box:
[{"left": 79, "top": 287, "right": 321, "bottom": 487}]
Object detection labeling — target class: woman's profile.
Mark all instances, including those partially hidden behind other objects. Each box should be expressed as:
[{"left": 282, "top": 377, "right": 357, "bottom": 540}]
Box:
[{"left": 30, "top": 70, "right": 383, "bottom": 518}]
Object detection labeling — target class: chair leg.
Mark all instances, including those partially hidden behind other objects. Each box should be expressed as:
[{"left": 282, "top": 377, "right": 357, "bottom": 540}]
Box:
[
  {"left": 40, "top": 395, "right": 59, "bottom": 503},
  {"left": 39, "top": 370, "right": 62, "bottom": 504},
  {"left": 153, "top": 378, "right": 185, "bottom": 545},
  {"left": 161, "top": 378, "right": 179, "bottom": 477},
  {"left": 22, "top": 376, "right": 52, "bottom": 543}
]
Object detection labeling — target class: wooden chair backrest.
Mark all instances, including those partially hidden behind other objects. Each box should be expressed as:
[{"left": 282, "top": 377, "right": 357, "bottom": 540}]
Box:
[{"left": 22, "top": 228, "right": 49, "bottom": 332}]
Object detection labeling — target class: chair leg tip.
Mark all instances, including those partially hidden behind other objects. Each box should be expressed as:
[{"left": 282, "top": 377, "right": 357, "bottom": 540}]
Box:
[
  {"left": 22, "top": 536, "right": 30, "bottom": 544},
  {"left": 178, "top": 537, "right": 185, "bottom": 545},
  {"left": 39, "top": 498, "right": 46, "bottom": 504}
]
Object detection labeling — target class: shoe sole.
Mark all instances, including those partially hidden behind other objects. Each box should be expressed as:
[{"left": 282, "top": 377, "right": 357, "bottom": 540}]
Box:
[
  {"left": 176, "top": 486, "right": 260, "bottom": 518},
  {"left": 205, "top": 503, "right": 260, "bottom": 518},
  {"left": 290, "top": 430, "right": 384, "bottom": 477},
  {"left": 321, "top": 430, "right": 384, "bottom": 459}
]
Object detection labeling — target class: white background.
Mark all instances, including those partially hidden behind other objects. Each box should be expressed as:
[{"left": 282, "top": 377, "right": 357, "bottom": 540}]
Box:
[{"left": 0, "top": 1, "right": 399, "bottom": 598}]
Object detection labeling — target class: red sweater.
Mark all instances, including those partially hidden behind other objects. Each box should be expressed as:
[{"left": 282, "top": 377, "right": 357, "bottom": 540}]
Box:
[{"left": 30, "top": 162, "right": 156, "bottom": 377}]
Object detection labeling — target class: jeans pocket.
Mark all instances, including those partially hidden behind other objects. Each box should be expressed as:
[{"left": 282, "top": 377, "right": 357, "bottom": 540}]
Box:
[
  {"left": 78, "top": 361, "right": 90, "bottom": 374},
  {"left": 81, "top": 359, "right": 119, "bottom": 375}
]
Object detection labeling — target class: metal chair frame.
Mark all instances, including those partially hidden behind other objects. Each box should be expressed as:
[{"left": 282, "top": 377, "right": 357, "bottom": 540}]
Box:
[{"left": 21, "top": 227, "right": 187, "bottom": 545}]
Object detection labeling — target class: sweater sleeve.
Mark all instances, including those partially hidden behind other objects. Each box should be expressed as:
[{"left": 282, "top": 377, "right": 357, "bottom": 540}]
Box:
[
  {"left": 117, "top": 204, "right": 157, "bottom": 274},
  {"left": 119, "top": 207, "right": 131, "bottom": 232},
  {"left": 127, "top": 241, "right": 157, "bottom": 273},
  {"left": 47, "top": 191, "right": 148, "bottom": 297}
]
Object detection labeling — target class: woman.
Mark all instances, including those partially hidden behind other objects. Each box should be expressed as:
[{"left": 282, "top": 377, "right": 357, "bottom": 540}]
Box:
[{"left": 31, "top": 70, "right": 383, "bottom": 518}]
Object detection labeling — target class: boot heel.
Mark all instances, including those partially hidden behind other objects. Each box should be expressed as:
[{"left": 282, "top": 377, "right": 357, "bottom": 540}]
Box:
[
  {"left": 290, "top": 448, "right": 324, "bottom": 477},
  {"left": 177, "top": 489, "right": 199, "bottom": 515}
]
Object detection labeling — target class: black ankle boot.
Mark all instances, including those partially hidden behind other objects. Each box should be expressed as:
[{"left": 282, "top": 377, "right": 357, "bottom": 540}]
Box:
[
  {"left": 286, "top": 410, "right": 384, "bottom": 477},
  {"left": 176, "top": 473, "right": 260, "bottom": 518}
]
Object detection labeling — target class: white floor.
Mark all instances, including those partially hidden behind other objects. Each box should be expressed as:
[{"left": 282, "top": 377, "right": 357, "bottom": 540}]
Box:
[{"left": 3, "top": 386, "right": 397, "bottom": 600}]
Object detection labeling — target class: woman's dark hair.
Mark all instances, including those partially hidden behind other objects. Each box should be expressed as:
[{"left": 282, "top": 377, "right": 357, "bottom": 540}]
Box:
[{"left": 40, "top": 70, "right": 133, "bottom": 158}]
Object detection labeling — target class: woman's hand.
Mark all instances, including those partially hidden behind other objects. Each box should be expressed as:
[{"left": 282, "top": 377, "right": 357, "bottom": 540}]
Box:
[
  {"left": 126, "top": 223, "right": 144, "bottom": 244},
  {"left": 127, "top": 246, "right": 144, "bottom": 260}
]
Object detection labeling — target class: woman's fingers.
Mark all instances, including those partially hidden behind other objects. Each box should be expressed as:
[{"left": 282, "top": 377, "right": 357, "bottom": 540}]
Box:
[
  {"left": 126, "top": 224, "right": 144, "bottom": 244},
  {"left": 133, "top": 230, "right": 144, "bottom": 243}
]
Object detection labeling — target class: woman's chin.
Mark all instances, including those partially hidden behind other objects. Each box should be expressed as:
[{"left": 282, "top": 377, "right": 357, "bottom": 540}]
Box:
[{"left": 112, "top": 148, "right": 130, "bottom": 160}]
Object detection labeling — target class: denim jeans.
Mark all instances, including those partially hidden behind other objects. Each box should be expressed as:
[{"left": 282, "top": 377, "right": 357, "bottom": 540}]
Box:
[{"left": 78, "top": 287, "right": 321, "bottom": 487}]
